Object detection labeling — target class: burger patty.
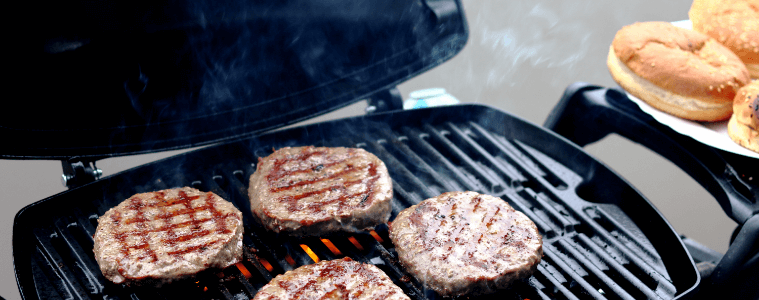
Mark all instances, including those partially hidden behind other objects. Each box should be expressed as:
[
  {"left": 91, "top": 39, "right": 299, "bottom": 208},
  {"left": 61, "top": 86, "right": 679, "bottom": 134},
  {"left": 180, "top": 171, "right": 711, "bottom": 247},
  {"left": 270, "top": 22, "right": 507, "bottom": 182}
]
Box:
[
  {"left": 248, "top": 146, "right": 393, "bottom": 236},
  {"left": 93, "top": 187, "right": 244, "bottom": 285},
  {"left": 389, "top": 191, "right": 543, "bottom": 296},
  {"left": 253, "top": 257, "right": 410, "bottom": 300}
]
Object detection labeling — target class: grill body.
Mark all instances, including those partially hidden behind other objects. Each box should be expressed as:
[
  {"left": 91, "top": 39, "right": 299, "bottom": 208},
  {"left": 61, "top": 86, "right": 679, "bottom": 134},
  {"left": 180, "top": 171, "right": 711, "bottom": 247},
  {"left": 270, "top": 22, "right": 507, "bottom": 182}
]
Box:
[{"left": 14, "top": 104, "right": 698, "bottom": 299}]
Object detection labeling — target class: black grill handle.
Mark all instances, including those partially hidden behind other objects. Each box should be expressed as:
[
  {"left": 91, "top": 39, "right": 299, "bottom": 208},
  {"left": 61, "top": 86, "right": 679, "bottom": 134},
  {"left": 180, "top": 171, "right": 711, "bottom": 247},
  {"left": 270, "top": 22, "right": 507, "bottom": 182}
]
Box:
[
  {"left": 544, "top": 82, "right": 759, "bottom": 298},
  {"left": 545, "top": 82, "right": 758, "bottom": 224}
]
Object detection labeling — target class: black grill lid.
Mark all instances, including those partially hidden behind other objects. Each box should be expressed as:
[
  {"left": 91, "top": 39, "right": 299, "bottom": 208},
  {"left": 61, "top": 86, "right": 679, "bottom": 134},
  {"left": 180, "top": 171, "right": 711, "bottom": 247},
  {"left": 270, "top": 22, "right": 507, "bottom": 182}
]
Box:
[{"left": 1, "top": 0, "right": 467, "bottom": 160}]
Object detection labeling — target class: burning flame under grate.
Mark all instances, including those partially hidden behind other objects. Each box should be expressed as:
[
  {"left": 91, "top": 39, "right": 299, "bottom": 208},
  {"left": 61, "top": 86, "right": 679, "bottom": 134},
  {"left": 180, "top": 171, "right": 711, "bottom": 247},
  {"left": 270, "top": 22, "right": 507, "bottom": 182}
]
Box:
[{"left": 27, "top": 120, "right": 677, "bottom": 300}]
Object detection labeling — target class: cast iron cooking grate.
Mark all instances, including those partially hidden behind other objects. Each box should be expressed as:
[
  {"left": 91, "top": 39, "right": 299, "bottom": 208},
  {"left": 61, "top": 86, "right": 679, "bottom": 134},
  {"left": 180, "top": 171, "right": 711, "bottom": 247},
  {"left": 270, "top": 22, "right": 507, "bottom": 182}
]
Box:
[{"left": 17, "top": 108, "right": 686, "bottom": 300}]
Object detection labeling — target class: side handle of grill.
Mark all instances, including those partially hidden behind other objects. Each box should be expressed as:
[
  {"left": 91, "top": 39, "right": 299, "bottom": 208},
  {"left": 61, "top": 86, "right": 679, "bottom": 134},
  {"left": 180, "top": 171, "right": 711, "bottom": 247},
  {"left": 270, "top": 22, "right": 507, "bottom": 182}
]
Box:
[
  {"left": 545, "top": 82, "right": 757, "bottom": 224},
  {"left": 544, "top": 82, "right": 759, "bottom": 298}
]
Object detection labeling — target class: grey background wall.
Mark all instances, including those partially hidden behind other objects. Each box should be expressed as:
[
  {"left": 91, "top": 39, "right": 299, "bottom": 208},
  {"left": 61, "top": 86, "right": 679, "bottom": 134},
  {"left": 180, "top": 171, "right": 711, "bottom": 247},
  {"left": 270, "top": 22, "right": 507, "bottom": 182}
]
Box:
[{"left": 0, "top": 1, "right": 737, "bottom": 298}]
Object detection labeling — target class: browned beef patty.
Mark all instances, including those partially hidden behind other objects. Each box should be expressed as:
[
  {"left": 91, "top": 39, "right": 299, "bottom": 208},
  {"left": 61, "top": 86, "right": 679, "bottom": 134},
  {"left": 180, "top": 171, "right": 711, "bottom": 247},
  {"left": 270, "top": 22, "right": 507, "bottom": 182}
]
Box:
[
  {"left": 93, "top": 187, "right": 243, "bottom": 285},
  {"left": 389, "top": 191, "right": 542, "bottom": 296},
  {"left": 253, "top": 258, "right": 410, "bottom": 300},
  {"left": 248, "top": 146, "right": 393, "bottom": 236}
]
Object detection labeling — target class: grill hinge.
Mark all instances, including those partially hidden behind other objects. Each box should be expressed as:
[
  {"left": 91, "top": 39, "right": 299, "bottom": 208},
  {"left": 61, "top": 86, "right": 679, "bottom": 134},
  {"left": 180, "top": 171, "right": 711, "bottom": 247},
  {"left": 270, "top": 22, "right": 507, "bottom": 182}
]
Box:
[
  {"left": 61, "top": 158, "right": 102, "bottom": 189},
  {"left": 365, "top": 87, "right": 403, "bottom": 114}
]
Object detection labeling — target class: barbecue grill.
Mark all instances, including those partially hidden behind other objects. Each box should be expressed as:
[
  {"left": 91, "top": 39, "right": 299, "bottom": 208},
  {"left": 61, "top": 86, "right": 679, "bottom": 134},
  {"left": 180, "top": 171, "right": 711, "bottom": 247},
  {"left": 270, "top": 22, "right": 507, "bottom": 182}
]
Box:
[{"left": 4, "top": 0, "right": 756, "bottom": 299}]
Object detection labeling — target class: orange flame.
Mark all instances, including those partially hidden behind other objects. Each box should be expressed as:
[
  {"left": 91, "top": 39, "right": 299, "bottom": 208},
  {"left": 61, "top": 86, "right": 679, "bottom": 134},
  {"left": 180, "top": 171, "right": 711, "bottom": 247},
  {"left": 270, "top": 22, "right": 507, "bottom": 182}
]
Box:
[
  {"left": 284, "top": 254, "right": 296, "bottom": 266},
  {"left": 369, "top": 230, "right": 384, "bottom": 243},
  {"left": 235, "top": 262, "right": 252, "bottom": 279},
  {"left": 258, "top": 257, "right": 274, "bottom": 272},
  {"left": 300, "top": 244, "right": 320, "bottom": 263},
  {"left": 348, "top": 236, "right": 364, "bottom": 251},
  {"left": 320, "top": 238, "right": 343, "bottom": 256}
]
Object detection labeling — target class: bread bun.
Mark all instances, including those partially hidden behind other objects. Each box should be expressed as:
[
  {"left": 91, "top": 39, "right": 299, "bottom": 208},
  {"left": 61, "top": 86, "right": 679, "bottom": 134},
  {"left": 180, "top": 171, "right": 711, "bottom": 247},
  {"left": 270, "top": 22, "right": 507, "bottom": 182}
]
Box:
[
  {"left": 608, "top": 21, "right": 750, "bottom": 121},
  {"left": 690, "top": 0, "right": 759, "bottom": 78},
  {"left": 728, "top": 81, "right": 759, "bottom": 153}
]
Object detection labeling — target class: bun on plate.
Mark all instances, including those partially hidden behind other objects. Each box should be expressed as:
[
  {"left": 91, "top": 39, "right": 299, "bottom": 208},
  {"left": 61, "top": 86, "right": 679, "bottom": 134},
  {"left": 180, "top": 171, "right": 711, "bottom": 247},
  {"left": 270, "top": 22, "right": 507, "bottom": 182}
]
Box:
[
  {"left": 690, "top": 0, "right": 759, "bottom": 78},
  {"left": 608, "top": 21, "right": 750, "bottom": 121},
  {"left": 728, "top": 81, "right": 759, "bottom": 153}
]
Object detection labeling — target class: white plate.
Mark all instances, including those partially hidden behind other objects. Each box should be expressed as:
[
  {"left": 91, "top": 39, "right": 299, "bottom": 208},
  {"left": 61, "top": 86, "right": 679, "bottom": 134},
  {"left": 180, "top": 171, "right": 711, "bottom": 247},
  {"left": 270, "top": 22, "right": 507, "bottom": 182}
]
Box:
[
  {"left": 625, "top": 94, "right": 759, "bottom": 158},
  {"left": 622, "top": 20, "right": 759, "bottom": 159}
]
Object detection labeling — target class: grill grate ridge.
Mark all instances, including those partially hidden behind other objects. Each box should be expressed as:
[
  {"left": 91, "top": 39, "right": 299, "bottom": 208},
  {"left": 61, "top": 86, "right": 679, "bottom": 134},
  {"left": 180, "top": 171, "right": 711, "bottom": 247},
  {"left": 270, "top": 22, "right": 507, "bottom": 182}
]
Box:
[
  {"left": 574, "top": 234, "right": 660, "bottom": 299},
  {"left": 376, "top": 129, "right": 462, "bottom": 193},
  {"left": 587, "top": 207, "right": 663, "bottom": 271},
  {"left": 444, "top": 122, "right": 527, "bottom": 185},
  {"left": 402, "top": 127, "right": 484, "bottom": 192},
  {"left": 543, "top": 246, "right": 606, "bottom": 299},
  {"left": 34, "top": 228, "right": 91, "bottom": 300},
  {"left": 469, "top": 122, "right": 571, "bottom": 189},
  {"left": 535, "top": 263, "right": 579, "bottom": 300},
  {"left": 363, "top": 140, "right": 438, "bottom": 200},
  {"left": 423, "top": 124, "right": 506, "bottom": 193},
  {"left": 52, "top": 219, "right": 105, "bottom": 295},
  {"left": 555, "top": 238, "right": 637, "bottom": 300}
]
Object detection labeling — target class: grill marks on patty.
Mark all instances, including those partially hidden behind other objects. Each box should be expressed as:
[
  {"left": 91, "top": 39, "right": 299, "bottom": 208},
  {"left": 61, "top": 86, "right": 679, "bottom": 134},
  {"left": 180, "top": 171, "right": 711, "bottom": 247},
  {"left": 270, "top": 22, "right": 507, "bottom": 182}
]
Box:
[
  {"left": 249, "top": 146, "right": 393, "bottom": 236},
  {"left": 253, "top": 258, "right": 410, "bottom": 300},
  {"left": 94, "top": 187, "right": 244, "bottom": 285},
  {"left": 265, "top": 148, "right": 381, "bottom": 215},
  {"left": 390, "top": 191, "right": 543, "bottom": 296},
  {"left": 409, "top": 194, "right": 532, "bottom": 269},
  {"left": 109, "top": 190, "right": 236, "bottom": 263}
]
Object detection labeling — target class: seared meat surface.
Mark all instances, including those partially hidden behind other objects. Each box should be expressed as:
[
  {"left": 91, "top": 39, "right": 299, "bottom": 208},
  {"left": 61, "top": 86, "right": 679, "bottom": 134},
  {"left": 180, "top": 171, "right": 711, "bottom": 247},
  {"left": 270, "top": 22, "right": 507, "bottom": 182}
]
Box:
[
  {"left": 253, "top": 258, "right": 410, "bottom": 300},
  {"left": 93, "top": 187, "right": 243, "bottom": 285},
  {"left": 248, "top": 146, "right": 393, "bottom": 236},
  {"left": 389, "top": 191, "right": 542, "bottom": 296}
]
